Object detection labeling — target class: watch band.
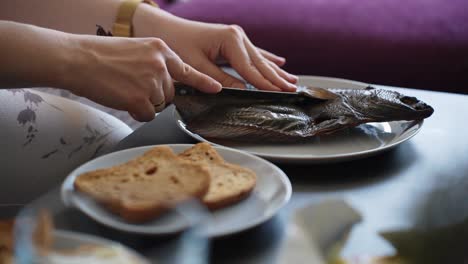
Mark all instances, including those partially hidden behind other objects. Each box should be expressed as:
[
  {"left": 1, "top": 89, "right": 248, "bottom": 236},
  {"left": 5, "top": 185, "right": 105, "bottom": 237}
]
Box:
[{"left": 112, "top": 0, "right": 158, "bottom": 37}]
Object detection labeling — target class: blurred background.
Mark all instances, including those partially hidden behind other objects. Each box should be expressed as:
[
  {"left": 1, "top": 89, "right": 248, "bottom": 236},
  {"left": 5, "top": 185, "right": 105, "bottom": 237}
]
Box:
[{"left": 156, "top": 0, "right": 468, "bottom": 94}]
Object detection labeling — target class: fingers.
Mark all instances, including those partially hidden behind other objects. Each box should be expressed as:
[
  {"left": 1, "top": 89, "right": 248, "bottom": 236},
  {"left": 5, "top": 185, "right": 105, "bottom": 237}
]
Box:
[
  {"left": 129, "top": 74, "right": 168, "bottom": 120},
  {"left": 221, "top": 26, "right": 297, "bottom": 92},
  {"left": 244, "top": 39, "right": 296, "bottom": 92},
  {"left": 267, "top": 60, "right": 298, "bottom": 84},
  {"left": 165, "top": 49, "right": 221, "bottom": 93},
  {"left": 148, "top": 76, "right": 168, "bottom": 113},
  {"left": 161, "top": 72, "right": 174, "bottom": 103},
  {"left": 128, "top": 98, "right": 155, "bottom": 122},
  {"left": 224, "top": 39, "right": 282, "bottom": 91},
  {"left": 196, "top": 58, "right": 247, "bottom": 89},
  {"left": 258, "top": 48, "right": 286, "bottom": 67},
  {"left": 150, "top": 77, "right": 166, "bottom": 107},
  {"left": 129, "top": 40, "right": 223, "bottom": 122}
]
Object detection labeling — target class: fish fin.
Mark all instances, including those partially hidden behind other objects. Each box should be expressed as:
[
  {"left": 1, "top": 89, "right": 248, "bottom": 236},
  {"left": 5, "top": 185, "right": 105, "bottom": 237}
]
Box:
[
  {"left": 310, "top": 117, "right": 358, "bottom": 136},
  {"left": 298, "top": 86, "right": 340, "bottom": 100}
]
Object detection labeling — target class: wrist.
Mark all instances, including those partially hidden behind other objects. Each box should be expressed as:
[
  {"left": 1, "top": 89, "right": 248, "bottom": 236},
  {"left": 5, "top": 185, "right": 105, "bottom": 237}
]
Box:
[
  {"left": 132, "top": 3, "right": 162, "bottom": 37},
  {"left": 111, "top": 0, "right": 159, "bottom": 38},
  {"left": 51, "top": 33, "right": 87, "bottom": 94},
  {"left": 133, "top": 3, "right": 180, "bottom": 39}
]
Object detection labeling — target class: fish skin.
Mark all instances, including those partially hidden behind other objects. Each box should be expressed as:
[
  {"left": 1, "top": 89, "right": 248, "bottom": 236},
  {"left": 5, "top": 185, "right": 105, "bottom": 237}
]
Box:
[{"left": 174, "top": 86, "right": 434, "bottom": 142}]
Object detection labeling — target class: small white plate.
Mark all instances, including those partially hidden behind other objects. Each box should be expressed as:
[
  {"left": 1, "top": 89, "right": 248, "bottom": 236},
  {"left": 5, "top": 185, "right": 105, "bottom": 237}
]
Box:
[
  {"left": 46, "top": 230, "right": 150, "bottom": 263},
  {"left": 174, "top": 75, "right": 425, "bottom": 164},
  {"left": 61, "top": 144, "right": 291, "bottom": 237}
]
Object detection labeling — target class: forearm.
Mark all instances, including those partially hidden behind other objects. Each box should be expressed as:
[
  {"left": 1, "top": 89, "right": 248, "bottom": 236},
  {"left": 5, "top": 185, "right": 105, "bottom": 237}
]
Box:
[
  {"left": 0, "top": 0, "right": 196, "bottom": 45},
  {"left": 0, "top": 21, "right": 73, "bottom": 88},
  {"left": 0, "top": 0, "right": 124, "bottom": 35},
  {"left": 133, "top": 4, "right": 211, "bottom": 52}
]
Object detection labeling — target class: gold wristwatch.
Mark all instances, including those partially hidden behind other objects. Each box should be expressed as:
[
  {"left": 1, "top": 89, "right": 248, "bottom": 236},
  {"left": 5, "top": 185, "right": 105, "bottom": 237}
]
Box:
[{"left": 112, "top": 0, "right": 158, "bottom": 37}]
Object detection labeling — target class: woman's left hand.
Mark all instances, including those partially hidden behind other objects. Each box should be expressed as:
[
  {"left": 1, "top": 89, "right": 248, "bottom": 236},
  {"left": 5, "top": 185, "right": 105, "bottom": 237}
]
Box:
[{"left": 134, "top": 7, "right": 298, "bottom": 92}]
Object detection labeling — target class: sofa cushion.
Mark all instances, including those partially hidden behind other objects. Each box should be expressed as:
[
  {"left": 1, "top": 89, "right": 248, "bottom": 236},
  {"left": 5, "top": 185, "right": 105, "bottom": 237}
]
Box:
[{"left": 165, "top": 0, "right": 468, "bottom": 93}]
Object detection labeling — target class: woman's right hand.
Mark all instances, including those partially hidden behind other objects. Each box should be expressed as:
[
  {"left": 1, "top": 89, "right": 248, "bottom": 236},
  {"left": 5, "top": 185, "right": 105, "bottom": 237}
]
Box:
[{"left": 62, "top": 35, "right": 221, "bottom": 121}]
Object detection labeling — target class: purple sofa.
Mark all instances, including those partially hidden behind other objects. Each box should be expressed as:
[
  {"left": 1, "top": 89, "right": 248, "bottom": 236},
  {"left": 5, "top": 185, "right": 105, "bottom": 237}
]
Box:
[{"left": 156, "top": 0, "right": 468, "bottom": 93}]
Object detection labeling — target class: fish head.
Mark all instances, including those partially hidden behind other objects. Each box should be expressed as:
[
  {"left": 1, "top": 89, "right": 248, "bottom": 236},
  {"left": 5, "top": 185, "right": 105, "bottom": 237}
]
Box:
[{"left": 351, "top": 87, "right": 434, "bottom": 121}]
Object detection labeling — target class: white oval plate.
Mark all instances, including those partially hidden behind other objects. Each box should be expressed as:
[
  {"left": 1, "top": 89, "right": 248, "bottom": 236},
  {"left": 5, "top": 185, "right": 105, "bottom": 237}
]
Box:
[
  {"left": 174, "top": 75, "right": 424, "bottom": 164},
  {"left": 61, "top": 144, "right": 291, "bottom": 237}
]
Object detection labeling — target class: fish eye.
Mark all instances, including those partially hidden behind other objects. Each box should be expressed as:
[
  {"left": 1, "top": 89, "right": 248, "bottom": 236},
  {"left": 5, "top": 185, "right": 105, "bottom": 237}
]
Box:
[{"left": 400, "top": 96, "right": 418, "bottom": 105}]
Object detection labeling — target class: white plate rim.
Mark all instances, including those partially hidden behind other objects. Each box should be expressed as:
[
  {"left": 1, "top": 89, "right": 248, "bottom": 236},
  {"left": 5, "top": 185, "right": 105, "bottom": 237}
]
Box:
[
  {"left": 173, "top": 75, "right": 425, "bottom": 163},
  {"left": 174, "top": 115, "right": 423, "bottom": 162},
  {"left": 51, "top": 230, "right": 150, "bottom": 263},
  {"left": 61, "top": 144, "right": 292, "bottom": 237}
]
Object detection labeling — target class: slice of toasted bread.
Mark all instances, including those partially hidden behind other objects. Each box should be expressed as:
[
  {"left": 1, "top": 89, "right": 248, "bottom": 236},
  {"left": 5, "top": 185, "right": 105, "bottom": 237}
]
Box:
[
  {"left": 178, "top": 143, "right": 256, "bottom": 210},
  {"left": 74, "top": 146, "right": 211, "bottom": 222}
]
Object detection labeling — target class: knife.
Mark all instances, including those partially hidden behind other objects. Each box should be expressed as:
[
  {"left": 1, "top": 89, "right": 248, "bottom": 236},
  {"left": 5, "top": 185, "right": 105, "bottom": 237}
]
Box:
[{"left": 173, "top": 82, "right": 339, "bottom": 101}]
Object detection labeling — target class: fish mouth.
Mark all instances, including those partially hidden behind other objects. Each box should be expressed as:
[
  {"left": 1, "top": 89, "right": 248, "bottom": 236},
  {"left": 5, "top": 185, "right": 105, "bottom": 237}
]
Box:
[{"left": 400, "top": 96, "right": 434, "bottom": 117}]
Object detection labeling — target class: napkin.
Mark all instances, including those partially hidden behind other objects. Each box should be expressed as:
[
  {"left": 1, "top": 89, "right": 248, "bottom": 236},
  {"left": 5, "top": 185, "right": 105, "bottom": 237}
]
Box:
[
  {"left": 275, "top": 180, "right": 468, "bottom": 264},
  {"left": 277, "top": 199, "right": 362, "bottom": 264}
]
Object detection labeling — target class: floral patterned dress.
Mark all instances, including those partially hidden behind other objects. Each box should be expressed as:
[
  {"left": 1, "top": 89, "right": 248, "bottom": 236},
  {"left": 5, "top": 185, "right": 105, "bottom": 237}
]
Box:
[{"left": 0, "top": 89, "right": 132, "bottom": 213}]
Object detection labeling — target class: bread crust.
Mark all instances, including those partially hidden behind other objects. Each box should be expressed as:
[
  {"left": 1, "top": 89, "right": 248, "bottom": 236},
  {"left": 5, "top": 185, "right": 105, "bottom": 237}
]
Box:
[{"left": 178, "top": 143, "right": 256, "bottom": 210}]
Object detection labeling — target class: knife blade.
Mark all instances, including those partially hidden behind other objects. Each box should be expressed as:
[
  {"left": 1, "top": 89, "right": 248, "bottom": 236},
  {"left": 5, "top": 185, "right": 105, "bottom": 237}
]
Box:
[{"left": 173, "top": 82, "right": 339, "bottom": 101}]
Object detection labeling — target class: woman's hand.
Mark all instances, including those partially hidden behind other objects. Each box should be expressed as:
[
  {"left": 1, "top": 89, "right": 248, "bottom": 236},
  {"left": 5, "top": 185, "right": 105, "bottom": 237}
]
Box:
[
  {"left": 134, "top": 7, "right": 298, "bottom": 92},
  {"left": 0, "top": 21, "right": 221, "bottom": 122},
  {"left": 64, "top": 35, "right": 221, "bottom": 121},
  {"left": 172, "top": 24, "right": 298, "bottom": 92}
]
